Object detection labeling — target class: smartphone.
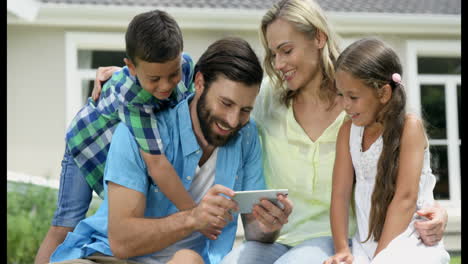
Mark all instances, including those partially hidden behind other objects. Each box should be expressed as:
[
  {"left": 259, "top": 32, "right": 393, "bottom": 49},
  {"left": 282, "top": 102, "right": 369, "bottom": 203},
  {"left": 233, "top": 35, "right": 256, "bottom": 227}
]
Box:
[{"left": 232, "top": 189, "right": 288, "bottom": 214}]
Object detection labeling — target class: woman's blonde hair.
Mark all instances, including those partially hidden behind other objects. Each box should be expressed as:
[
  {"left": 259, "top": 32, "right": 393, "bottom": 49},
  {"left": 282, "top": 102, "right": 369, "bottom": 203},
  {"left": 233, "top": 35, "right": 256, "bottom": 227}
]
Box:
[{"left": 260, "top": 0, "right": 341, "bottom": 108}]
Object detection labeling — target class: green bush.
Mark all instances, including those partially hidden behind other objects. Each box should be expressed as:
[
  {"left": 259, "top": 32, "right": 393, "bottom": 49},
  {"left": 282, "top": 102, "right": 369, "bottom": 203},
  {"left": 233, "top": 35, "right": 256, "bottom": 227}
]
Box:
[
  {"left": 7, "top": 182, "right": 57, "bottom": 264},
  {"left": 450, "top": 253, "right": 461, "bottom": 264},
  {"left": 7, "top": 181, "right": 101, "bottom": 264}
]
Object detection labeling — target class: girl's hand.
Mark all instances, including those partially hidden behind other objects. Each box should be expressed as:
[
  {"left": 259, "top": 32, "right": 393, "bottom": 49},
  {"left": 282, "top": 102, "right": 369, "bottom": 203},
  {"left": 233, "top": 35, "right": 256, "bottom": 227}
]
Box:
[
  {"left": 251, "top": 194, "right": 292, "bottom": 233},
  {"left": 414, "top": 203, "right": 448, "bottom": 246},
  {"left": 92, "top": 66, "right": 122, "bottom": 101},
  {"left": 323, "top": 251, "right": 354, "bottom": 264}
]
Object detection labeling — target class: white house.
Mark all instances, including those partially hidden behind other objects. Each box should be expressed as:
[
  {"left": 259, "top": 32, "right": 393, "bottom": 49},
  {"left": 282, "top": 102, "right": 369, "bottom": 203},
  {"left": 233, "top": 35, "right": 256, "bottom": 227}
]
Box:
[{"left": 7, "top": 0, "right": 460, "bottom": 252}]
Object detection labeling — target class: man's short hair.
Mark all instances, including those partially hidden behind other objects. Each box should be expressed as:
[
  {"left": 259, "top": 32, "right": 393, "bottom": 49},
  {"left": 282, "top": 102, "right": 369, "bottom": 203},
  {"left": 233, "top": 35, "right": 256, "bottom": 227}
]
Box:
[
  {"left": 125, "top": 9, "right": 183, "bottom": 65},
  {"left": 195, "top": 37, "right": 263, "bottom": 89}
]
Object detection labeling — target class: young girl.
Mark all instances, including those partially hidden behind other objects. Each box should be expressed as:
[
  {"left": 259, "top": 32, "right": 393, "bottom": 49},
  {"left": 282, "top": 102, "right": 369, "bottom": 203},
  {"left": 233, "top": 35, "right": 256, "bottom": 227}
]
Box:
[{"left": 324, "top": 37, "right": 450, "bottom": 264}]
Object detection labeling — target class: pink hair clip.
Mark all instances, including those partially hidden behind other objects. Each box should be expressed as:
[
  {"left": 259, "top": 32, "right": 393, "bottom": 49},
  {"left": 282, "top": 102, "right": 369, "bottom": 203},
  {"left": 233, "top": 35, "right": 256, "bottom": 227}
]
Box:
[{"left": 392, "top": 73, "right": 401, "bottom": 84}]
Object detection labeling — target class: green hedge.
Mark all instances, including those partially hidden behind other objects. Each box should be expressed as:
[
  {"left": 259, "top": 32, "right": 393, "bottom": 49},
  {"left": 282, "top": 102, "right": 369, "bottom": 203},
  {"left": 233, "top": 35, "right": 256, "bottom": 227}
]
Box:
[
  {"left": 7, "top": 181, "right": 100, "bottom": 264},
  {"left": 450, "top": 254, "right": 461, "bottom": 264}
]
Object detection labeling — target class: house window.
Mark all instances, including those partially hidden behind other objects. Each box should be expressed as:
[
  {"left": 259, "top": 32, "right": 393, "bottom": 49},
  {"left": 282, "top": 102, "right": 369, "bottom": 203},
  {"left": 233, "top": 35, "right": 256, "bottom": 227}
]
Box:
[
  {"left": 65, "top": 32, "right": 125, "bottom": 128},
  {"left": 78, "top": 50, "right": 126, "bottom": 104},
  {"left": 418, "top": 57, "right": 461, "bottom": 200},
  {"left": 406, "top": 40, "right": 461, "bottom": 205}
]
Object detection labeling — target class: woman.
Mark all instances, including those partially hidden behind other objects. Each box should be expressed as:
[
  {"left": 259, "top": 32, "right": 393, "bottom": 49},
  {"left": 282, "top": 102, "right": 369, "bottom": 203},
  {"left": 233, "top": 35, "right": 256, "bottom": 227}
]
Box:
[{"left": 221, "top": 0, "right": 448, "bottom": 263}]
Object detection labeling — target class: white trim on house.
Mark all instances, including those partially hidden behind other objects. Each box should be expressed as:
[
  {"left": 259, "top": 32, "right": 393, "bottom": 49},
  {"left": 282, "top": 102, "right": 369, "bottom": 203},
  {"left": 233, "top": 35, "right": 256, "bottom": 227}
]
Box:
[
  {"left": 65, "top": 32, "right": 125, "bottom": 129},
  {"left": 404, "top": 40, "right": 461, "bottom": 251},
  {"left": 405, "top": 40, "right": 461, "bottom": 206},
  {"left": 7, "top": 3, "right": 460, "bottom": 36},
  {"left": 7, "top": 0, "right": 41, "bottom": 22},
  {"left": 78, "top": 69, "right": 100, "bottom": 81},
  {"left": 7, "top": 170, "right": 60, "bottom": 190},
  {"left": 405, "top": 40, "right": 461, "bottom": 115},
  {"left": 417, "top": 75, "right": 461, "bottom": 203},
  {"left": 7, "top": 171, "right": 102, "bottom": 199}
]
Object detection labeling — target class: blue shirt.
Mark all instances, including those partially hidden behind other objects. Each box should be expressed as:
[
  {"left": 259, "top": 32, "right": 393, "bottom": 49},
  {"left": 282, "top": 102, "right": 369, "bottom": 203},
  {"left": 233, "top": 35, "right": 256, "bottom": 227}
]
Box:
[{"left": 51, "top": 94, "right": 266, "bottom": 264}]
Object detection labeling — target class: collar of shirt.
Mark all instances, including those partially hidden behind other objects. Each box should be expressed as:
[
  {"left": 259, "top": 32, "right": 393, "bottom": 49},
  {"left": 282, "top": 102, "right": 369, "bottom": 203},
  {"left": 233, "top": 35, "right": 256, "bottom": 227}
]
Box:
[
  {"left": 177, "top": 93, "right": 200, "bottom": 157},
  {"left": 123, "top": 67, "right": 176, "bottom": 108}
]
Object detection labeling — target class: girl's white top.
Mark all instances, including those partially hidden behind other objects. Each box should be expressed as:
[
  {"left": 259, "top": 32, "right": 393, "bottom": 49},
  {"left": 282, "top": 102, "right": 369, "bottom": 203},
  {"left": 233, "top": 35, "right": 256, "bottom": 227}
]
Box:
[{"left": 349, "top": 123, "right": 437, "bottom": 261}]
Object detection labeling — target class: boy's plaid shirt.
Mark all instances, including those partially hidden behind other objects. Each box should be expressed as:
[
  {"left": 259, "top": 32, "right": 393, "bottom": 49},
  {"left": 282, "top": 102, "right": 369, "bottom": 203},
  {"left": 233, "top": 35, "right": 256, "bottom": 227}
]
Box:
[{"left": 65, "top": 53, "right": 195, "bottom": 198}]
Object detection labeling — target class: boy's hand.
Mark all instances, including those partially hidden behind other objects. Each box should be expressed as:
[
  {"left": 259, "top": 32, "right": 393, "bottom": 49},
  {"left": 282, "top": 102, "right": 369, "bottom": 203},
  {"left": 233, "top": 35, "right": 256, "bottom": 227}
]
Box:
[{"left": 92, "top": 66, "right": 122, "bottom": 101}]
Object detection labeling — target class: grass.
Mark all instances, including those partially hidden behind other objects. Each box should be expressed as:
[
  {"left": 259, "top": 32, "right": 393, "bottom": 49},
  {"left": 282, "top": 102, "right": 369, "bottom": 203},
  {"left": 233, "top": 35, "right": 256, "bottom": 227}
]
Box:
[
  {"left": 7, "top": 181, "right": 101, "bottom": 264},
  {"left": 450, "top": 252, "right": 461, "bottom": 264}
]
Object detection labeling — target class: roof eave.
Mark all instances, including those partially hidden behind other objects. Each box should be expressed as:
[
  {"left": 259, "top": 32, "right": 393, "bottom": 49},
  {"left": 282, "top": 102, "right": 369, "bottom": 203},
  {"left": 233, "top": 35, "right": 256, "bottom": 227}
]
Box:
[
  {"left": 328, "top": 11, "right": 461, "bottom": 36},
  {"left": 6, "top": 3, "right": 265, "bottom": 30},
  {"left": 7, "top": 0, "right": 41, "bottom": 21},
  {"left": 6, "top": 3, "right": 460, "bottom": 36}
]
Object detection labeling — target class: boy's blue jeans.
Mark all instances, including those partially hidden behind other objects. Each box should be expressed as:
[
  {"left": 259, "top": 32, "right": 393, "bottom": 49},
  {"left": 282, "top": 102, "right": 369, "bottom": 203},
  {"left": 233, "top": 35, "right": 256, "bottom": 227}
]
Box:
[{"left": 51, "top": 147, "right": 93, "bottom": 228}]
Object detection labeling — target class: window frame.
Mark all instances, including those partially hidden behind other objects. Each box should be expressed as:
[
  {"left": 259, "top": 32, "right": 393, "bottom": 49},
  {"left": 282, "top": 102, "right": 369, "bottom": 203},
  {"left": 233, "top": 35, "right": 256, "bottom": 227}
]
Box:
[
  {"left": 65, "top": 31, "right": 125, "bottom": 129},
  {"left": 405, "top": 40, "right": 461, "bottom": 208}
]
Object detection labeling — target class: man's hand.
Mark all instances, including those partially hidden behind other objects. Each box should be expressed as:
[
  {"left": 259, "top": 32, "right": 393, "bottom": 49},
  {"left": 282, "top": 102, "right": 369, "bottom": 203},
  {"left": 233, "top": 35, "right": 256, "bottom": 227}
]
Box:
[
  {"left": 92, "top": 66, "right": 122, "bottom": 101},
  {"left": 251, "top": 194, "right": 293, "bottom": 233},
  {"left": 414, "top": 202, "right": 448, "bottom": 246},
  {"left": 189, "top": 184, "right": 239, "bottom": 240}
]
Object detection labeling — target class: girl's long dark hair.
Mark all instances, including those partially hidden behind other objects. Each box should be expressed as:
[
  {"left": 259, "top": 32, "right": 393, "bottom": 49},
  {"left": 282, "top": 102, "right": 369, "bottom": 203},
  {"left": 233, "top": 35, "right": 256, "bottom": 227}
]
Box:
[{"left": 336, "top": 37, "right": 406, "bottom": 242}]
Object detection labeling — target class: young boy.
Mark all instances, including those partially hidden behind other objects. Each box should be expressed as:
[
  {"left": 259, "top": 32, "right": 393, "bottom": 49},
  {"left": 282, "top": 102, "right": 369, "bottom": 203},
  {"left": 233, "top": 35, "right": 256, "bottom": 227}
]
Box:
[{"left": 35, "top": 9, "right": 197, "bottom": 264}]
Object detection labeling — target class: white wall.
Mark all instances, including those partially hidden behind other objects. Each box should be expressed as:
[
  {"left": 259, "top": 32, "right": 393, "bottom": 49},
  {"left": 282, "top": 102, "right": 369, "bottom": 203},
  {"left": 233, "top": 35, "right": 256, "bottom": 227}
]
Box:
[
  {"left": 182, "top": 28, "right": 264, "bottom": 63},
  {"left": 7, "top": 25, "right": 67, "bottom": 180}
]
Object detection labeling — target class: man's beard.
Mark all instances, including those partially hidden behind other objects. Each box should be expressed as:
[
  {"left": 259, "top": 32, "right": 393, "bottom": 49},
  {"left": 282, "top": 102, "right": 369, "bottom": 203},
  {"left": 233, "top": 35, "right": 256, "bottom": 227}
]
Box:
[{"left": 196, "top": 90, "right": 243, "bottom": 146}]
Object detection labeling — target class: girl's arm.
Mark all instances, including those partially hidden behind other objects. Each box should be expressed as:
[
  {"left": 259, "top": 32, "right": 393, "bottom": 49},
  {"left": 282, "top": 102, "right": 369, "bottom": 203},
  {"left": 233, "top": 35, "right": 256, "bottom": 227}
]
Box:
[
  {"left": 374, "top": 114, "right": 426, "bottom": 257},
  {"left": 326, "top": 120, "right": 355, "bottom": 264}
]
